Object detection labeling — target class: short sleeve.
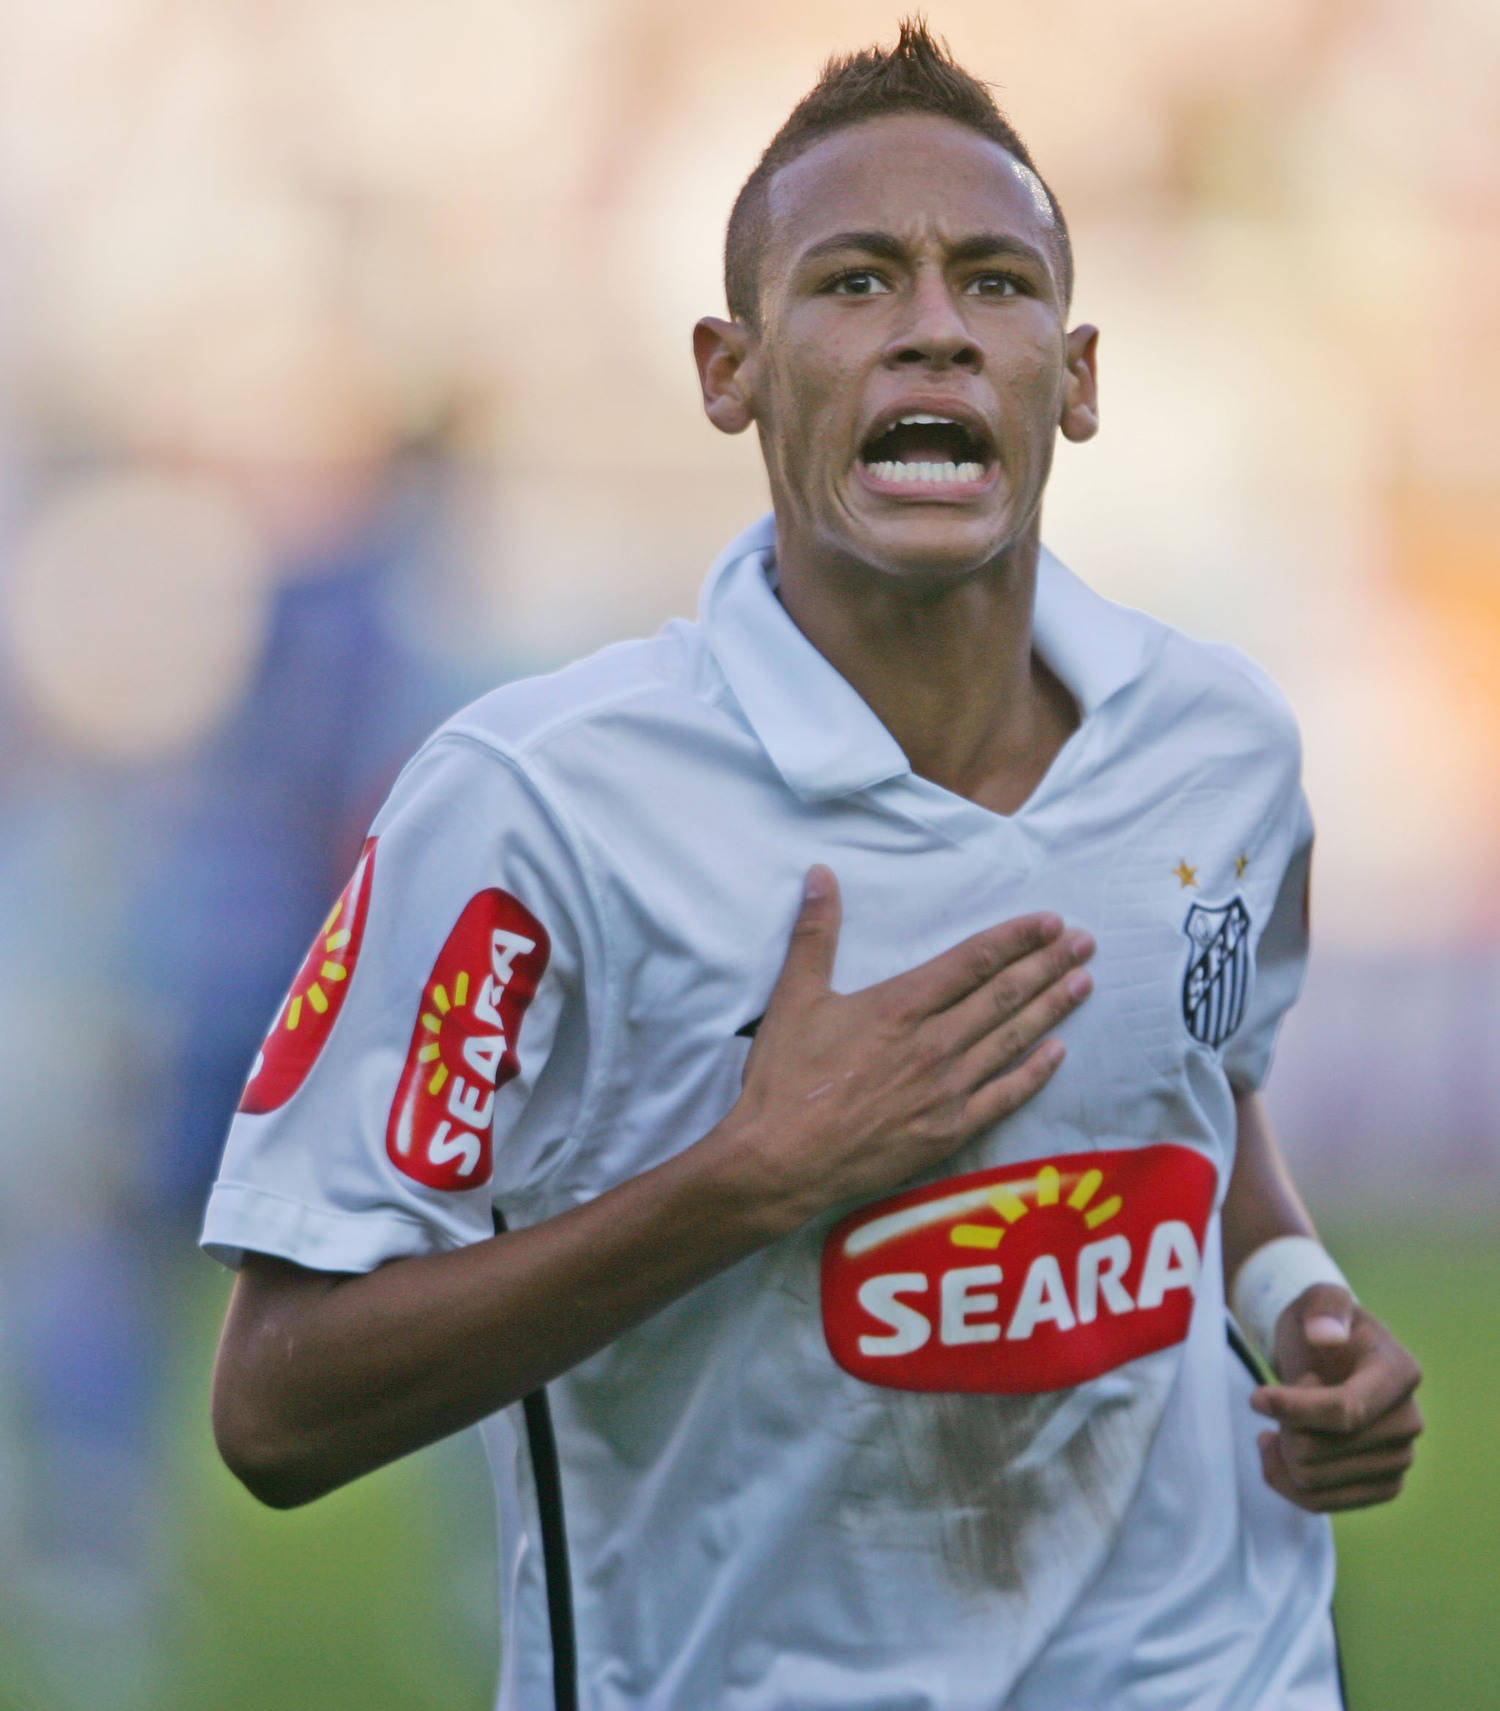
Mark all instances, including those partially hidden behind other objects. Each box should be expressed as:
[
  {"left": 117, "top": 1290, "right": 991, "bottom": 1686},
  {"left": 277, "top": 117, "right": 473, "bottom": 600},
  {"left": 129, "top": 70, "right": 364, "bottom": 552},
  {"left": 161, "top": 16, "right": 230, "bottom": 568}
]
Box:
[
  {"left": 201, "top": 732, "right": 599, "bottom": 1273},
  {"left": 1222, "top": 787, "right": 1313, "bottom": 1093}
]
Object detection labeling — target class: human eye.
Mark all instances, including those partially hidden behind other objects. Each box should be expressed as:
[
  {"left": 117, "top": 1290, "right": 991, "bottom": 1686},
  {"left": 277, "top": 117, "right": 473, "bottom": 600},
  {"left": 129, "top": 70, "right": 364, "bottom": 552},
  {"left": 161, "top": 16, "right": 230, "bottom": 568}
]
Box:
[
  {"left": 964, "top": 271, "right": 1027, "bottom": 298},
  {"left": 824, "top": 268, "right": 892, "bottom": 297}
]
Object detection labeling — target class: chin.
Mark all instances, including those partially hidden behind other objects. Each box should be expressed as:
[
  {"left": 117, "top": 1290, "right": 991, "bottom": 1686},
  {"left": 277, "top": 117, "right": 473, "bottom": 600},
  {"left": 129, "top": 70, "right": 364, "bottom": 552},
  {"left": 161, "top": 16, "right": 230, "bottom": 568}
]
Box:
[{"left": 843, "top": 508, "right": 1017, "bottom": 583}]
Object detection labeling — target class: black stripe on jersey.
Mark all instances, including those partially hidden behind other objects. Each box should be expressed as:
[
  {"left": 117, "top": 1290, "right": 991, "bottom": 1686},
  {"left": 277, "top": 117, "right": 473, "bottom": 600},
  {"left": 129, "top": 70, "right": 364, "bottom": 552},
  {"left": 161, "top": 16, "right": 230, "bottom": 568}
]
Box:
[
  {"left": 496, "top": 1211, "right": 578, "bottom": 1711},
  {"left": 1226, "top": 1315, "right": 1268, "bottom": 1384},
  {"left": 522, "top": 1388, "right": 579, "bottom": 1711},
  {"left": 1225, "top": 1318, "right": 1350, "bottom": 1708}
]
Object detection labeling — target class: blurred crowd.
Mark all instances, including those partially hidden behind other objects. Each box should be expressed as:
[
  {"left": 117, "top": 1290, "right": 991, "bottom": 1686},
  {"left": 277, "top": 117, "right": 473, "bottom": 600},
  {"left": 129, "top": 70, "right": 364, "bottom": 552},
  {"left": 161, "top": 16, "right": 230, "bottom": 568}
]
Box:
[{"left": 0, "top": 1, "right": 1495, "bottom": 1705}]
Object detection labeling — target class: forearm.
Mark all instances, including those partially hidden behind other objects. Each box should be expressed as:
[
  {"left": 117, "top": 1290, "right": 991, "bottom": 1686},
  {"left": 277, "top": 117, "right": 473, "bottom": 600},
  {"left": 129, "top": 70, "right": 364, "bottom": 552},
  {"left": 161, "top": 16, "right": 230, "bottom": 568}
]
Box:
[
  {"left": 214, "top": 1112, "right": 792, "bottom": 1508},
  {"left": 1220, "top": 1086, "right": 1319, "bottom": 1288},
  {"left": 1224, "top": 1094, "right": 1421, "bottom": 1509},
  {"left": 214, "top": 885, "right": 1092, "bottom": 1508}
]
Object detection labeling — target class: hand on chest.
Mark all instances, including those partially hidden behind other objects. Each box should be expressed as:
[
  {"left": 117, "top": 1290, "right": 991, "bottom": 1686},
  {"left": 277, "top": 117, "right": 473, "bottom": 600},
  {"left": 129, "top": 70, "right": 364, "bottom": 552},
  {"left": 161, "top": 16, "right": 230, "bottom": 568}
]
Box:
[{"left": 627, "top": 785, "right": 1272, "bottom": 1087}]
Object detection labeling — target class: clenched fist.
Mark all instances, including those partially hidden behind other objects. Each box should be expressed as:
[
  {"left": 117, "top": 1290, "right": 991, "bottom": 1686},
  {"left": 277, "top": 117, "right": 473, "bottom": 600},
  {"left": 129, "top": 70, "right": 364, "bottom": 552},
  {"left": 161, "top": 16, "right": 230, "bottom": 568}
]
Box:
[{"left": 1251, "top": 1284, "right": 1423, "bottom": 1513}]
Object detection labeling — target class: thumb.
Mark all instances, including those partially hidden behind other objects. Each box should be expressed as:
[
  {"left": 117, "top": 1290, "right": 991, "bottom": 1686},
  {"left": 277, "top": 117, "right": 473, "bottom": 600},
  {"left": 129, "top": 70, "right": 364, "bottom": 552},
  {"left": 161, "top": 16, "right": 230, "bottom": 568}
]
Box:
[
  {"left": 773, "top": 866, "right": 842, "bottom": 999},
  {"left": 1301, "top": 1284, "right": 1355, "bottom": 1350},
  {"left": 1278, "top": 1283, "right": 1356, "bottom": 1383}
]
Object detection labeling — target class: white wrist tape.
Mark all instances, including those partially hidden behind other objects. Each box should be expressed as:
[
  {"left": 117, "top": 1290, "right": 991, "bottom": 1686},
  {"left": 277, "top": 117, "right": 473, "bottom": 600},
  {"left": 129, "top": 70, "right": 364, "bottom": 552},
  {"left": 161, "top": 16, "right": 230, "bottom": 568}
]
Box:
[{"left": 1230, "top": 1236, "right": 1354, "bottom": 1365}]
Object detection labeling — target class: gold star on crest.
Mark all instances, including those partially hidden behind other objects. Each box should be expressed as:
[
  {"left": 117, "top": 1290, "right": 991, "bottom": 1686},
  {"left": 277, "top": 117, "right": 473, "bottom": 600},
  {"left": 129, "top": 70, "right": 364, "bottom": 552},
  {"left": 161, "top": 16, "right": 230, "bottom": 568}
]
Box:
[
  {"left": 1235, "top": 852, "right": 1249, "bottom": 878},
  {"left": 1172, "top": 859, "right": 1198, "bottom": 889}
]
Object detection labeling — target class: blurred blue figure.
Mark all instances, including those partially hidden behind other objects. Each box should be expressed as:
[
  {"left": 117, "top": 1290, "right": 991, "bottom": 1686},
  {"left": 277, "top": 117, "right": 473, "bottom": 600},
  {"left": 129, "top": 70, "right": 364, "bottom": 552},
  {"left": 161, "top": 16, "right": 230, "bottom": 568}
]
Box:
[
  {"left": 0, "top": 450, "right": 482, "bottom": 1708},
  {"left": 137, "top": 474, "right": 459, "bottom": 1222}
]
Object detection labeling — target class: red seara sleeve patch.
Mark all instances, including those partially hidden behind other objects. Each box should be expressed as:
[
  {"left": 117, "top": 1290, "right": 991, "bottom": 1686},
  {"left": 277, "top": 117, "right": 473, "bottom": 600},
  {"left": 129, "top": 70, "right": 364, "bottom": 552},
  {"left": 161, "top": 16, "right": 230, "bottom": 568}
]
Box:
[
  {"left": 239, "top": 838, "right": 378, "bottom": 1115},
  {"left": 385, "top": 889, "right": 550, "bottom": 1192},
  {"left": 821, "top": 1144, "right": 1217, "bottom": 1395}
]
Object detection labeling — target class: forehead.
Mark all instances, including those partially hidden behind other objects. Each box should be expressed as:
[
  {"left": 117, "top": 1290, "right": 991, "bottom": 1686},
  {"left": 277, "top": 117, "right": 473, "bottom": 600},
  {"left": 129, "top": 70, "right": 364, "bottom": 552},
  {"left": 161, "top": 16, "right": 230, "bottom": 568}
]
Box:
[{"left": 765, "top": 112, "right": 1056, "bottom": 267}]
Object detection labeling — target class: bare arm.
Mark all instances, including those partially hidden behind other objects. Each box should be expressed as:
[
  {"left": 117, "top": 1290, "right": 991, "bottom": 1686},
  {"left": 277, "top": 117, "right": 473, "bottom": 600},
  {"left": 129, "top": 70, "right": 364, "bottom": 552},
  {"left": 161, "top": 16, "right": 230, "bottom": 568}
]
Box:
[
  {"left": 1223, "top": 1087, "right": 1422, "bottom": 1511},
  {"left": 213, "top": 867, "right": 1095, "bottom": 1507},
  {"left": 1220, "top": 1084, "right": 1320, "bottom": 1285}
]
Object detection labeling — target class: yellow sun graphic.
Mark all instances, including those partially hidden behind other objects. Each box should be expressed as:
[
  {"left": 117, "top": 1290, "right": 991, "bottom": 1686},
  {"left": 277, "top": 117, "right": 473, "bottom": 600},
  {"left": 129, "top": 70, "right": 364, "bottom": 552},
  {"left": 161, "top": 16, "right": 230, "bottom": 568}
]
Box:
[
  {"left": 414, "top": 971, "right": 472, "bottom": 1093},
  {"left": 947, "top": 1164, "right": 1123, "bottom": 1251},
  {"left": 284, "top": 900, "right": 358, "bottom": 1031}
]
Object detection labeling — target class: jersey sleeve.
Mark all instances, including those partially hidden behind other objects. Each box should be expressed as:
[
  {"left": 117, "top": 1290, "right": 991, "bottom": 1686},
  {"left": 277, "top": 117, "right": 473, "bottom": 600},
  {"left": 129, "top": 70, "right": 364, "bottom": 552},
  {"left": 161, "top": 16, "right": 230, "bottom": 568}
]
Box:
[
  {"left": 201, "top": 731, "right": 599, "bottom": 1273},
  {"left": 1222, "top": 785, "right": 1313, "bottom": 1093}
]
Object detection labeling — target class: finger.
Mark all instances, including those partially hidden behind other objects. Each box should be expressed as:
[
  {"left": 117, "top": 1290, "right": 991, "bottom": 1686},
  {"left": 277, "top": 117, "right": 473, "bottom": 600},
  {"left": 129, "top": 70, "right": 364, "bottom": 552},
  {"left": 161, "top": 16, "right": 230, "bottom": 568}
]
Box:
[
  {"left": 1258, "top": 1433, "right": 1409, "bottom": 1513},
  {"left": 954, "top": 961, "right": 1094, "bottom": 1088},
  {"left": 1281, "top": 1398, "right": 1424, "bottom": 1465},
  {"left": 960, "top": 1037, "right": 1067, "bottom": 1132},
  {"left": 1296, "top": 1283, "right": 1358, "bottom": 1361},
  {"left": 1258, "top": 1428, "right": 1297, "bottom": 1504},
  {"left": 1253, "top": 1380, "right": 1390, "bottom": 1437},
  {"left": 1251, "top": 1430, "right": 1299, "bottom": 1512},
  {"left": 938, "top": 928, "right": 1094, "bottom": 1055},
  {"left": 1292, "top": 1482, "right": 1409, "bottom": 1513},
  {"left": 1252, "top": 1345, "right": 1421, "bottom": 1435},
  {"left": 770, "top": 867, "right": 842, "bottom": 1000},
  {"left": 1276, "top": 1438, "right": 1417, "bottom": 1493},
  {"left": 887, "top": 913, "right": 1065, "bottom": 1019}
]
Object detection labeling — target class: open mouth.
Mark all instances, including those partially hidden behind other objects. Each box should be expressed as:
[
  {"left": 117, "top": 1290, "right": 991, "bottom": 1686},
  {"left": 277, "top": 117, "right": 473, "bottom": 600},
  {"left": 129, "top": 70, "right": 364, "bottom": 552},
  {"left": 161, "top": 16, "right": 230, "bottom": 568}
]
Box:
[{"left": 858, "top": 412, "right": 993, "bottom": 488}]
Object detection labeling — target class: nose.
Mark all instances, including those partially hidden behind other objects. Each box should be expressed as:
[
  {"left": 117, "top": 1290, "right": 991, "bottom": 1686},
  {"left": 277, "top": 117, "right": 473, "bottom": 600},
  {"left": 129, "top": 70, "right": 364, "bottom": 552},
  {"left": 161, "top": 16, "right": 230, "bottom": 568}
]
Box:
[{"left": 884, "top": 266, "right": 981, "bottom": 371}]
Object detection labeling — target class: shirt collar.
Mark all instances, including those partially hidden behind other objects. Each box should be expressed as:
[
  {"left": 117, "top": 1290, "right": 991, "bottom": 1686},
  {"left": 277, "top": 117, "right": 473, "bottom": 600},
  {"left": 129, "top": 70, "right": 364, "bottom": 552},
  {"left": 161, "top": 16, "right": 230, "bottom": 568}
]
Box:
[
  {"left": 700, "top": 513, "right": 1154, "bottom": 803},
  {"left": 1030, "top": 539, "right": 1157, "bottom": 719}
]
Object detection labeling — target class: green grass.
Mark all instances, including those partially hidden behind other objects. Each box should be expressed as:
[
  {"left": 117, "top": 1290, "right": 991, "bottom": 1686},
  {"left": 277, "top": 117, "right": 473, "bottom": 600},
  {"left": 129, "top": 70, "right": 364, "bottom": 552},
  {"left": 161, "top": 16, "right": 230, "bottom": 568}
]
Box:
[
  {"left": 166, "top": 1426, "right": 494, "bottom": 1711},
  {"left": 5, "top": 1219, "right": 1495, "bottom": 1709},
  {"left": 1326, "top": 1214, "right": 1500, "bottom": 1711},
  {"left": 162, "top": 1274, "right": 496, "bottom": 1711}
]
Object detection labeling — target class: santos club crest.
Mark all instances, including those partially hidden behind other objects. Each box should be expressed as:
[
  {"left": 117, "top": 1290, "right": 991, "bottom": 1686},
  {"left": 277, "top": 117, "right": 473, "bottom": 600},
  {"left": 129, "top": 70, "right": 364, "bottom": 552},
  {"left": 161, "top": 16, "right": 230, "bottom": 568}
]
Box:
[{"left": 1181, "top": 896, "right": 1251, "bottom": 1049}]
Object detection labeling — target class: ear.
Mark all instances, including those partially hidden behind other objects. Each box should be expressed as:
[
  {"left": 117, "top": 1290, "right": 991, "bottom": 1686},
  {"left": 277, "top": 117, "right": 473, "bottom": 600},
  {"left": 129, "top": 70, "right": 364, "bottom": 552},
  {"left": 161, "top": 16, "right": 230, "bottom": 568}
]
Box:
[
  {"left": 1059, "top": 323, "right": 1099, "bottom": 444},
  {"left": 693, "top": 316, "right": 755, "bottom": 436}
]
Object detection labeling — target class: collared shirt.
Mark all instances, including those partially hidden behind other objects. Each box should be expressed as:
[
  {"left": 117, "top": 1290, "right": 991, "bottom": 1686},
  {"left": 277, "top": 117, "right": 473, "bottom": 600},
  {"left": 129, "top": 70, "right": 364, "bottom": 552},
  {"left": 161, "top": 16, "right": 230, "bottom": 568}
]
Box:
[{"left": 204, "top": 516, "right": 1337, "bottom": 1711}]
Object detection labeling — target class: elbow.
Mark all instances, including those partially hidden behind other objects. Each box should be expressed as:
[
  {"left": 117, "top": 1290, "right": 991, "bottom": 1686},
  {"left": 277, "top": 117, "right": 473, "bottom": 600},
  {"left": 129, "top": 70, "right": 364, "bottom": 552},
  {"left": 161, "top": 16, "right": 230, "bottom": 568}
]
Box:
[
  {"left": 211, "top": 1367, "right": 331, "bottom": 1511},
  {"left": 220, "top": 1452, "right": 318, "bottom": 1513},
  {"left": 212, "top": 1255, "right": 358, "bottom": 1508}
]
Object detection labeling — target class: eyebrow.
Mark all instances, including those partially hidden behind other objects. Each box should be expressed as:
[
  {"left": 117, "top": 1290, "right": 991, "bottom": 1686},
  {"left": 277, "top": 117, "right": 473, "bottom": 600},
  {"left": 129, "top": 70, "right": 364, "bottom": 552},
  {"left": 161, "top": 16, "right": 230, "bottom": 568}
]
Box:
[{"left": 797, "top": 229, "right": 1054, "bottom": 276}]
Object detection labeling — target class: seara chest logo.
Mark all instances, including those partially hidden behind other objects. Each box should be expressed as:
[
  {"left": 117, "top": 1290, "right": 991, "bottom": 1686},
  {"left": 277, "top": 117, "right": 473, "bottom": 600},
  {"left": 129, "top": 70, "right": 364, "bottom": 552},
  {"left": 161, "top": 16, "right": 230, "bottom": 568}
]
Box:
[
  {"left": 386, "top": 890, "right": 549, "bottom": 1191},
  {"left": 239, "top": 839, "right": 378, "bottom": 1115},
  {"left": 821, "top": 1145, "right": 1216, "bottom": 1394}
]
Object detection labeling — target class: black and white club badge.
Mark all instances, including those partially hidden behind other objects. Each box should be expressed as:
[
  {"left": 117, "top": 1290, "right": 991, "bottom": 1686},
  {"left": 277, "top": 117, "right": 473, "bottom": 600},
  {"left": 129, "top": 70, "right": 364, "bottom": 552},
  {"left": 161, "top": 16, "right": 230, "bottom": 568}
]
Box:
[{"left": 1181, "top": 896, "right": 1252, "bottom": 1048}]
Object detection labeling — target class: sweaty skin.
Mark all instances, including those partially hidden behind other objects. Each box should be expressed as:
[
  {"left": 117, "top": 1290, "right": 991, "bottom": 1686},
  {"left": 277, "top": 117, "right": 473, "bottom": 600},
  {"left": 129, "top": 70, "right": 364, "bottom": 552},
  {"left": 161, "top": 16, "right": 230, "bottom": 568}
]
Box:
[
  {"left": 695, "top": 112, "right": 1421, "bottom": 1513},
  {"left": 693, "top": 113, "right": 1097, "bottom": 813},
  {"left": 214, "top": 109, "right": 1419, "bottom": 1518}
]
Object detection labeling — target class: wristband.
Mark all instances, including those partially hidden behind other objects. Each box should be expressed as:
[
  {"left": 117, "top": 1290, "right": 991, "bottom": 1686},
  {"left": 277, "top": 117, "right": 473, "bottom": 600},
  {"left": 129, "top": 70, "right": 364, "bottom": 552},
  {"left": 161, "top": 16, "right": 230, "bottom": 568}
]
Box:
[{"left": 1230, "top": 1236, "right": 1354, "bottom": 1368}]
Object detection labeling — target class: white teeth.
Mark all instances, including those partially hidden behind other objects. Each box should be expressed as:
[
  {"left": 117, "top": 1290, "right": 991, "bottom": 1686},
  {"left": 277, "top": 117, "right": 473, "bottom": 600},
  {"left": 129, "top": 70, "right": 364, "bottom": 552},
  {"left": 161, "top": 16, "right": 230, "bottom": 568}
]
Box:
[
  {"left": 866, "top": 459, "right": 986, "bottom": 485},
  {"left": 896, "top": 412, "right": 957, "bottom": 426}
]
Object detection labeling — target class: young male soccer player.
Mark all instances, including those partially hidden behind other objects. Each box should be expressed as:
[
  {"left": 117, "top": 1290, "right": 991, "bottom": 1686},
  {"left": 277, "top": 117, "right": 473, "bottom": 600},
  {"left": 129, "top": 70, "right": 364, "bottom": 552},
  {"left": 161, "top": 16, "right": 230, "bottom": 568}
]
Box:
[{"left": 206, "top": 23, "right": 1422, "bottom": 1710}]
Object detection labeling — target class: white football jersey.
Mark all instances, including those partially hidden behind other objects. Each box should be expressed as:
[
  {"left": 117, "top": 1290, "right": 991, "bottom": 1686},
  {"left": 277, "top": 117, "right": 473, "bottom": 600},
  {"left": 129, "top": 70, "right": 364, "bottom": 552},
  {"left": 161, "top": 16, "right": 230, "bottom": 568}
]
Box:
[{"left": 204, "top": 515, "right": 1340, "bottom": 1711}]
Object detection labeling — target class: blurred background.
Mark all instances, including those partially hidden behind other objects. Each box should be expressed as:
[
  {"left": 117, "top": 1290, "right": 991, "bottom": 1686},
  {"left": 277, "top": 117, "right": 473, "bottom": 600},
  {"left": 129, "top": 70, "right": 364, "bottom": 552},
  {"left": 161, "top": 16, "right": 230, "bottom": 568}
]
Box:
[{"left": 0, "top": 1, "right": 1494, "bottom": 1706}]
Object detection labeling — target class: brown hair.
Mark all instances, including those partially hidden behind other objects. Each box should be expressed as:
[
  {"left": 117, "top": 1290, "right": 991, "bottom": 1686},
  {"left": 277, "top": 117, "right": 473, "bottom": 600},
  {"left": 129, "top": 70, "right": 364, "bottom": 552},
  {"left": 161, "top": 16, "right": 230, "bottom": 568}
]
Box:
[{"left": 724, "top": 18, "right": 1072, "bottom": 325}]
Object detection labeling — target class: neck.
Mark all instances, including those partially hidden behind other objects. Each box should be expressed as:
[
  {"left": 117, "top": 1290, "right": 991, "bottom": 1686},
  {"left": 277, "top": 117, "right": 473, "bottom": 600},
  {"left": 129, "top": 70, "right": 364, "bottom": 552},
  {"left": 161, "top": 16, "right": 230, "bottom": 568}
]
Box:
[{"left": 771, "top": 519, "right": 1078, "bottom": 813}]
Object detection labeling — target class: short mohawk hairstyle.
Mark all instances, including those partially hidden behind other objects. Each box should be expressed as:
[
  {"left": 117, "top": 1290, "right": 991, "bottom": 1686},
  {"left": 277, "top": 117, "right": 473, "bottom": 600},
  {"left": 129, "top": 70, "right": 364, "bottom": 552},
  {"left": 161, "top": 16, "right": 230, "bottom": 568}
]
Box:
[{"left": 724, "top": 18, "right": 1072, "bottom": 325}]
